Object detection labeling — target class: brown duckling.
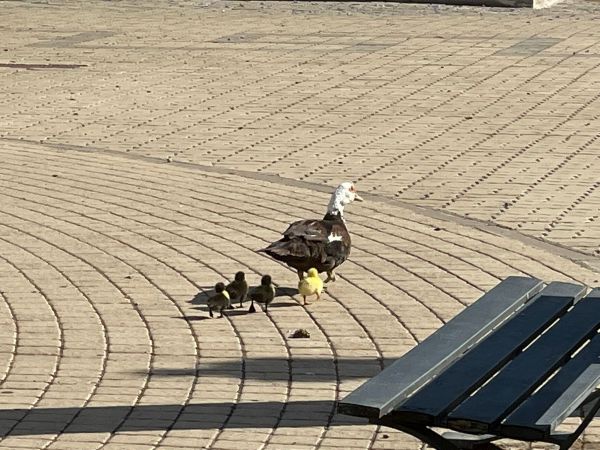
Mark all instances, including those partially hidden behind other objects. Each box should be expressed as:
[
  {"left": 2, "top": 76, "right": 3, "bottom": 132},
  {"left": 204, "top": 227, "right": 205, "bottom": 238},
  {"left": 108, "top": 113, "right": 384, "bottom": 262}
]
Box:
[
  {"left": 207, "top": 282, "right": 230, "bottom": 318},
  {"left": 226, "top": 271, "right": 249, "bottom": 309},
  {"left": 248, "top": 275, "right": 275, "bottom": 313}
]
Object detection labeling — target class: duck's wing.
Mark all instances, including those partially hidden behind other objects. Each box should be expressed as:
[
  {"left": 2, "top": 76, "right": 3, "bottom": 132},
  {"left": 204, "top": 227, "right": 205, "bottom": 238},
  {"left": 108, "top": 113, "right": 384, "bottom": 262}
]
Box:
[
  {"left": 260, "top": 219, "right": 350, "bottom": 272},
  {"left": 264, "top": 219, "right": 330, "bottom": 259},
  {"left": 282, "top": 219, "right": 329, "bottom": 241},
  {"left": 284, "top": 219, "right": 350, "bottom": 244}
]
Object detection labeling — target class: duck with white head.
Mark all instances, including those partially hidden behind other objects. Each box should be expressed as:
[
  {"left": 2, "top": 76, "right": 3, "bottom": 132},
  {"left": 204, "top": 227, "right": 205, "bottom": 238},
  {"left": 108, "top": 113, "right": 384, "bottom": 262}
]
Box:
[{"left": 259, "top": 181, "right": 363, "bottom": 283}]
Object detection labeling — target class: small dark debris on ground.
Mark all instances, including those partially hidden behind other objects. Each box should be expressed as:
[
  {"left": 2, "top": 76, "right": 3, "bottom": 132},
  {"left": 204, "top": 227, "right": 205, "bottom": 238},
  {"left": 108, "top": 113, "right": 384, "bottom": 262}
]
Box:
[{"left": 289, "top": 328, "right": 310, "bottom": 338}]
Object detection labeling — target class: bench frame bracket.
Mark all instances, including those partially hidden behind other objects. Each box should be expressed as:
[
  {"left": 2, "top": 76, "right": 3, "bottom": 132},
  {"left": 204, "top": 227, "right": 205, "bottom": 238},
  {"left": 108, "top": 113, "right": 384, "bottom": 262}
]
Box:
[
  {"left": 376, "top": 392, "right": 600, "bottom": 450},
  {"left": 376, "top": 418, "right": 501, "bottom": 450}
]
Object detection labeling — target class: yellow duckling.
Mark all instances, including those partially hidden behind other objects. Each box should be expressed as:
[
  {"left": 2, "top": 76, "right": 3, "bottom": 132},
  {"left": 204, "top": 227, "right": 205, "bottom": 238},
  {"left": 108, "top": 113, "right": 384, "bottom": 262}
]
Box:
[
  {"left": 207, "top": 282, "right": 230, "bottom": 318},
  {"left": 298, "top": 268, "right": 324, "bottom": 305}
]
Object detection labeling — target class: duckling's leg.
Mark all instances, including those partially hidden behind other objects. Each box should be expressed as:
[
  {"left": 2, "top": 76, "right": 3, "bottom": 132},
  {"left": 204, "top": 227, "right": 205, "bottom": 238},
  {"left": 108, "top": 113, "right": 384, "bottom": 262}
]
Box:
[
  {"left": 324, "top": 270, "right": 336, "bottom": 283},
  {"left": 226, "top": 297, "right": 235, "bottom": 310},
  {"left": 302, "top": 295, "right": 307, "bottom": 305},
  {"left": 219, "top": 306, "right": 225, "bottom": 318},
  {"left": 297, "top": 269, "right": 304, "bottom": 280},
  {"left": 316, "top": 292, "right": 321, "bottom": 301},
  {"left": 209, "top": 307, "right": 214, "bottom": 318},
  {"left": 248, "top": 300, "right": 256, "bottom": 313},
  {"left": 240, "top": 293, "right": 245, "bottom": 309}
]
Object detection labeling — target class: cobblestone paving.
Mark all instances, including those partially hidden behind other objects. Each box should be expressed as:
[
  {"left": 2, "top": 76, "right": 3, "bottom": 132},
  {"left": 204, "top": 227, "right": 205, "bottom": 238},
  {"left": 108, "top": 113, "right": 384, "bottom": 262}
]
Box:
[
  {"left": 2, "top": 0, "right": 600, "bottom": 255},
  {"left": 1, "top": 1, "right": 600, "bottom": 449},
  {"left": 1, "top": 140, "right": 598, "bottom": 450}
]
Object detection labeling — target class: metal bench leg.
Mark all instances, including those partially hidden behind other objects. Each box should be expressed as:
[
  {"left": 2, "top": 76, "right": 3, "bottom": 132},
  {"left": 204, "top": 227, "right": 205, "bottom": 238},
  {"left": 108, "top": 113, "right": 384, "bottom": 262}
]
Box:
[
  {"left": 376, "top": 418, "right": 500, "bottom": 450},
  {"left": 570, "top": 389, "right": 600, "bottom": 419},
  {"left": 377, "top": 418, "right": 460, "bottom": 450},
  {"left": 441, "top": 431, "right": 502, "bottom": 450},
  {"left": 555, "top": 396, "right": 600, "bottom": 450}
]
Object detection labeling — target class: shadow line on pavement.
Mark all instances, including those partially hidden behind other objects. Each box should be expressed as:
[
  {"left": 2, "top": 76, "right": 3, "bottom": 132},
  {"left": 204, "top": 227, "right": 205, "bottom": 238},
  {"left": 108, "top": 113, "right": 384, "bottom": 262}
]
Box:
[{"left": 0, "top": 400, "right": 365, "bottom": 436}]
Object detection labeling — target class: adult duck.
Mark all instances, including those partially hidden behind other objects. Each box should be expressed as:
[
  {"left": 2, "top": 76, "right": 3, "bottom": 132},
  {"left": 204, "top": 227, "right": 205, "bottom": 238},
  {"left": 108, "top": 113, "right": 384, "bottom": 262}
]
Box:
[{"left": 259, "top": 181, "right": 363, "bottom": 283}]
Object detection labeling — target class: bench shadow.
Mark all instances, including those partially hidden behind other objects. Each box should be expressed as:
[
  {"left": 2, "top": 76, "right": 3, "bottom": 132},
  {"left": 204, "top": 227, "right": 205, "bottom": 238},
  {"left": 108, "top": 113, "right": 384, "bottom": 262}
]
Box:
[
  {"left": 0, "top": 400, "right": 365, "bottom": 437},
  {"left": 138, "top": 356, "right": 382, "bottom": 382}
]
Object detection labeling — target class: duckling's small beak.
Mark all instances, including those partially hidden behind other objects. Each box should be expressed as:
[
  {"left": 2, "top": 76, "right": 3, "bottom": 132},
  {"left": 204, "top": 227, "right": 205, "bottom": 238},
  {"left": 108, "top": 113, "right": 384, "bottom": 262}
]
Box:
[{"left": 354, "top": 193, "right": 364, "bottom": 202}]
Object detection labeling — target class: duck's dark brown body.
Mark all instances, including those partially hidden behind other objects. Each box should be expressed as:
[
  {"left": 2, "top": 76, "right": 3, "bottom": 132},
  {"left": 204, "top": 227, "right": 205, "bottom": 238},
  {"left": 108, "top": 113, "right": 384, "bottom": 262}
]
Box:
[{"left": 259, "top": 212, "right": 351, "bottom": 277}]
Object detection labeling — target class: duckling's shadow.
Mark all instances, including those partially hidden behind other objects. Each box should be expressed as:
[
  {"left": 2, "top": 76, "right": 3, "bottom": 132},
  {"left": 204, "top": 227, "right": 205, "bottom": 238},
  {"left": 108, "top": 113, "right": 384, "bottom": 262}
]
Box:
[
  {"left": 224, "top": 308, "right": 252, "bottom": 316},
  {"left": 190, "top": 304, "right": 255, "bottom": 316},
  {"left": 185, "top": 286, "right": 300, "bottom": 318},
  {"left": 275, "top": 287, "right": 298, "bottom": 297},
  {"left": 267, "top": 302, "right": 298, "bottom": 309},
  {"left": 188, "top": 286, "right": 217, "bottom": 306},
  {"left": 176, "top": 315, "right": 211, "bottom": 322},
  {"left": 270, "top": 286, "right": 300, "bottom": 308}
]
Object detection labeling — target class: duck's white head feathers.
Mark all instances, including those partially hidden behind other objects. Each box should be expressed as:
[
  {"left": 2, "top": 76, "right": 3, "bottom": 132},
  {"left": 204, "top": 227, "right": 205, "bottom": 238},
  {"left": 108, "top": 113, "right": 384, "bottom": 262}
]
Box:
[{"left": 326, "top": 181, "right": 363, "bottom": 216}]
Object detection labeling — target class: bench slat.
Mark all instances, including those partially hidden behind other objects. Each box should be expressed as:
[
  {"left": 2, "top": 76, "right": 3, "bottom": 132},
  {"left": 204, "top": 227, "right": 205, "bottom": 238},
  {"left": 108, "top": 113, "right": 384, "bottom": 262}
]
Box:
[
  {"left": 500, "top": 288, "right": 600, "bottom": 440},
  {"left": 338, "top": 276, "right": 543, "bottom": 419},
  {"left": 391, "top": 282, "right": 581, "bottom": 426},
  {"left": 446, "top": 291, "right": 600, "bottom": 435}
]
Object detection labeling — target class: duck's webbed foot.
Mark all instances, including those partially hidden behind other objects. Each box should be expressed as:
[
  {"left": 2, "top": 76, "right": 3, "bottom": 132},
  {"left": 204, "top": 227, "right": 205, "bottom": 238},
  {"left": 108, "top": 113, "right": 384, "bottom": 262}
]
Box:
[{"left": 324, "top": 271, "right": 336, "bottom": 283}]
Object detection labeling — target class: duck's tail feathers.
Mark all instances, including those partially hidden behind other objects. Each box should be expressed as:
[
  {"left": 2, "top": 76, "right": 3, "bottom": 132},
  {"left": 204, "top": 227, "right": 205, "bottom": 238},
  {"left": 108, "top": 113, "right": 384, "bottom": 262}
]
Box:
[{"left": 258, "top": 241, "right": 292, "bottom": 257}]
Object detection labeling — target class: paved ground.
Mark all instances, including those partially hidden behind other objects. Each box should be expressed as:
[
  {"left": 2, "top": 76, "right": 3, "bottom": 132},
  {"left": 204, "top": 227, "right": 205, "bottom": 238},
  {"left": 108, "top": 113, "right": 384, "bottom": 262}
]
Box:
[{"left": 1, "top": 0, "right": 600, "bottom": 449}]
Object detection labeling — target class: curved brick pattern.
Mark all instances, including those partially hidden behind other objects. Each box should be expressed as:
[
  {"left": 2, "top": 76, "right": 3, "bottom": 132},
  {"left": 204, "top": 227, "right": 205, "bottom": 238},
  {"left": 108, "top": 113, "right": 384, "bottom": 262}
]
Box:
[
  {"left": 0, "top": 140, "right": 598, "bottom": 450},
  {"left": 2, "top": 1, "right": 600, "bottom": 256}
]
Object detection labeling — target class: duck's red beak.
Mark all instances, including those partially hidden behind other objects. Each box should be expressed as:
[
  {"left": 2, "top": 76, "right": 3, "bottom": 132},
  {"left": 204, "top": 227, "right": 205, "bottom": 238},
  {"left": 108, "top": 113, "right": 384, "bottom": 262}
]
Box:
[{"left": 350, "top": 184, "right": 363, "bottom": 201}]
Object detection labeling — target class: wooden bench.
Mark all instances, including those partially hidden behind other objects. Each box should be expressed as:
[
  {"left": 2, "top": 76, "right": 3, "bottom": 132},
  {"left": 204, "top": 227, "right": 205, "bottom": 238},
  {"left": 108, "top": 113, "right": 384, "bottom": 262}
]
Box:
[{"left": 338, "top": 276, "right": 600, "bottom": 450}]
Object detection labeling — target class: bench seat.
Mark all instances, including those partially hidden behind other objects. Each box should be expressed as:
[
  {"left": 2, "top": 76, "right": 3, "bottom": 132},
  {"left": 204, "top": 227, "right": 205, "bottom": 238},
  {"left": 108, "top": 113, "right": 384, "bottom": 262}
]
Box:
[{"left": 338, "top": 277, "right": 600, "bottom": 450}]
